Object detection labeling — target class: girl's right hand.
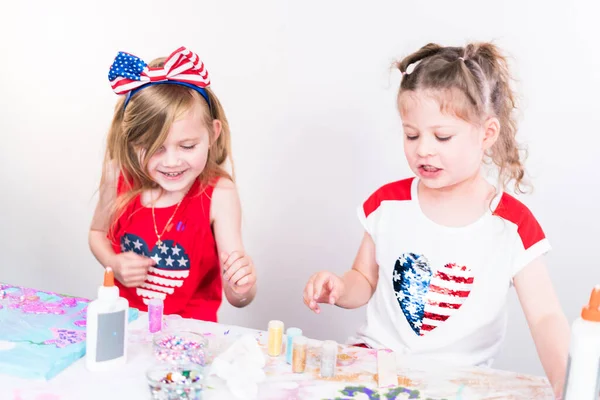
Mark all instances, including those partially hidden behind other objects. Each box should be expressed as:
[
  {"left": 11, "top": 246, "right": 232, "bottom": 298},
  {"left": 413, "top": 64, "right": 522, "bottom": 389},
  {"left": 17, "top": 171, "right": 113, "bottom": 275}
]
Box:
[
  {"left": 303, "top": 271, "right": 345, "bottom": 314},
  {"left": 110, "top": 252, "right": 156, "bottom": 287}
]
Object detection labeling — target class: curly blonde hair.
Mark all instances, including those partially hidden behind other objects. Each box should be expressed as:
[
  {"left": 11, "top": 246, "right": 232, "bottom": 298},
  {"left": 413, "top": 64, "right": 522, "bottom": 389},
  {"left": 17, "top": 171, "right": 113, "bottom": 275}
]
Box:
[{"left": 396, "top": 42, "right": 528, "bottom": 194}]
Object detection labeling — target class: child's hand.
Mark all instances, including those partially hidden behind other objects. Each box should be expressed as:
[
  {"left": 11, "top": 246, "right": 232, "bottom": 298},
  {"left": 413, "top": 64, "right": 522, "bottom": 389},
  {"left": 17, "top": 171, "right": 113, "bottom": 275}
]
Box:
[
  {"left": 221, "top": 251, "right": 256, "bottom": 295},
  {"left": 303, "top": 271, "right": 345, "bottom": 314},
  {"left": 110, "top": 252, "right": 155, "bottom": 287}
]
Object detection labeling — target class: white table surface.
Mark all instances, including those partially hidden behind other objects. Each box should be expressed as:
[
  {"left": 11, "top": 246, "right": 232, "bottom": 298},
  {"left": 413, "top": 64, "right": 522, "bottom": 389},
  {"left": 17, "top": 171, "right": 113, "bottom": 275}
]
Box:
[{"left": 0, "top": 313, "right": 555, "bottom": 400}]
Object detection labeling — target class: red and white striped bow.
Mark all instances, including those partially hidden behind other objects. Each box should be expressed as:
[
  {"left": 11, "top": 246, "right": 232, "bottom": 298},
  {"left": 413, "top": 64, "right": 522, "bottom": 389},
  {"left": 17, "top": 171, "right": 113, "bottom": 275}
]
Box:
[{"left": 108, "top": 46, "right": 210, "bottom": 95}]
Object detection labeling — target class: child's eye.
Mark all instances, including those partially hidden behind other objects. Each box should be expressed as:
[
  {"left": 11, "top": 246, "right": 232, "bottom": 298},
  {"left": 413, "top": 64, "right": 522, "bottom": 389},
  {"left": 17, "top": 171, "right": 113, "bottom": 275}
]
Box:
[
  {"left": 436, "top": 136, "right": 452, "bottom": 142},
  {"left": 181, "top": 145, "right": 196, "bottom": 150},
  {"left": 405, "top": 135, "right": 418, "bottom": 141}
]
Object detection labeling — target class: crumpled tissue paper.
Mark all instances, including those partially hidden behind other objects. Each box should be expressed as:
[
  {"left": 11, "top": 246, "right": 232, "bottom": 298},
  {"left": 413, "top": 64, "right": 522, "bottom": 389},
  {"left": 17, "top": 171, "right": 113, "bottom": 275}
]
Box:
[{"left": 206, "top": 334, "right": 267, "bottom": 399}]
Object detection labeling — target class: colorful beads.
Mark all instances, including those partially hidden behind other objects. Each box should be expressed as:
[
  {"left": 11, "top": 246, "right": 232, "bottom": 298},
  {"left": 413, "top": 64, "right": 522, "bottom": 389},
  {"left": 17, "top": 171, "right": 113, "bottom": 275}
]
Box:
[
  {"left": 160, "top": 370, "right": 200, "bottom": 384},
  {"left": 156, "top": 335, "right": 204, "bottom": 351},
  {"left": 153, "top": 333, "right": 207, "bottom": 366},
  {"left": 146, "top": 365, "right": 203, "bottom": 400}
]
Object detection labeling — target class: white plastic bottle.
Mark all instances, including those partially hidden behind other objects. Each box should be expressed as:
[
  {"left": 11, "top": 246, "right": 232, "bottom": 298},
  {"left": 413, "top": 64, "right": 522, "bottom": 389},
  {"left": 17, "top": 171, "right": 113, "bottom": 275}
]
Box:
[
  {"left": 85, "top": 267, "right": 129, "bottom": 371},
  {"left": 563, "top": 285, "right": 600, "bottom": 399}
]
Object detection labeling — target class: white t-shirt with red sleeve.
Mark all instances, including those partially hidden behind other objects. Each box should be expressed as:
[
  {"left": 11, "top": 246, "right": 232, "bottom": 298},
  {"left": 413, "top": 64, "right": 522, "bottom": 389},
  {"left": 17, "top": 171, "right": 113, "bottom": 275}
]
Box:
[{"left": 348, "top": 177, "right": 550, "bottom": 367}]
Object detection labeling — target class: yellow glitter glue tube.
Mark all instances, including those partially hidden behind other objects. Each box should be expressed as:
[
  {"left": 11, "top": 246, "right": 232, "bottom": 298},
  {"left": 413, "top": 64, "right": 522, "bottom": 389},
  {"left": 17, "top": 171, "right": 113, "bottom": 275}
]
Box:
[{"left": 267, "top": 320, "right": 284, "bottom": 356}]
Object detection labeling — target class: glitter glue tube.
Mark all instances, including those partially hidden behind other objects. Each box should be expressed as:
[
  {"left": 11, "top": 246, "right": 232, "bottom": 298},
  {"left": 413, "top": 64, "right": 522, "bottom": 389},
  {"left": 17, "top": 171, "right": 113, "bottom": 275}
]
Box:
[
  {"left": 292, "top": 335, "right": 307, "bottom": 373},
  {"left": 267, "top": 320, "right": 284, "bottom": 357},
  {"left": 285, "top": 327, "right": 302, "bottom": 364},
  {"left": 320, "top": 340, "right": 337, "bottom": 378},
  {"left": 148, "top": 298, "right": 163, "bottom": 333}
]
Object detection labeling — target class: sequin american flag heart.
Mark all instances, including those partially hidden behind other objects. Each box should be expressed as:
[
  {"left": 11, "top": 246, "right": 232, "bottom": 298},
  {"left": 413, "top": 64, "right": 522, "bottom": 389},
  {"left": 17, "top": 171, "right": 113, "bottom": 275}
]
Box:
[
  {"left": 108, "top": 46, "right": 210, "bottom": 95},
  {"left": 393, "top": 253, "right": 474, "bottom": 336}
]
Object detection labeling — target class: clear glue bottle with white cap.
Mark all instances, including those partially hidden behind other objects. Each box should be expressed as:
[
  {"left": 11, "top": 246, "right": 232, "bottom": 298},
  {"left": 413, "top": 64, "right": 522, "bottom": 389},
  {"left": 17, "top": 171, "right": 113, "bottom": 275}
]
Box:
[
  {"left": 85, "top": 267, "right": 129, "bottom": 371},
  {"left": 563, "top": 285, "right": 600, "bottom": 399}
]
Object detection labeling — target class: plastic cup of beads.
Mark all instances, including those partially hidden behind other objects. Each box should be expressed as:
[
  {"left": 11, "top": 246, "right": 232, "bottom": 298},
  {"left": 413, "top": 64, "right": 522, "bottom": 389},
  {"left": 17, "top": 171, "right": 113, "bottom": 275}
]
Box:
[
  {"left": 153, "top": 331, "right": 208, "bottom": 367},
  {"left": 146, "top": 364, "right": 204, "bottom": 400}
]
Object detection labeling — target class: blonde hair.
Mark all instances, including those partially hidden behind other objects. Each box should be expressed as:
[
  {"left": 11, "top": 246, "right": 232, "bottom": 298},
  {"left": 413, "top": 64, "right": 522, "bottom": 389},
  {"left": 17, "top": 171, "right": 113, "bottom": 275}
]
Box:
[
  {"left": 101, "top": 56, "right": 233, "bottom": 238},
  {"left": 396, "top": 42, "right": 528, "bottom": 194}
]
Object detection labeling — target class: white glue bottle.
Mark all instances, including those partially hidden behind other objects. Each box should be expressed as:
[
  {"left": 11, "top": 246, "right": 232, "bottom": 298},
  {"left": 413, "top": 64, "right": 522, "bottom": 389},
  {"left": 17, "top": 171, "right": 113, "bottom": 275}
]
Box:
[
  {"left": 85, "top": 267, "right": 129, "bottom": 371},
  {"left": 563, "top": 285, "right": 600, "bottom": 399}
]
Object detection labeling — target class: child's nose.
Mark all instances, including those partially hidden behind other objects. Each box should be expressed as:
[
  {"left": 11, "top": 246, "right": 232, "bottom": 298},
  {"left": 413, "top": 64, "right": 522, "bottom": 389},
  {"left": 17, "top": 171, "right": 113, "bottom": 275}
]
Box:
[
  {"left": 416, "top": 136, "right": 436, "bottom": 157},
  {"left": 162, "top": 149, "right": 181, "bottom": 167}
]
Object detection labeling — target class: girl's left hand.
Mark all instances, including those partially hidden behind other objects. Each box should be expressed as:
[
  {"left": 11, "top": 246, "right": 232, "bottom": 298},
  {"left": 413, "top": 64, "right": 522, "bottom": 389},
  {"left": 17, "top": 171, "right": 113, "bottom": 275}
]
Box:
[{"left": 221, "top": 251, "right": 256, "bottom": 294}]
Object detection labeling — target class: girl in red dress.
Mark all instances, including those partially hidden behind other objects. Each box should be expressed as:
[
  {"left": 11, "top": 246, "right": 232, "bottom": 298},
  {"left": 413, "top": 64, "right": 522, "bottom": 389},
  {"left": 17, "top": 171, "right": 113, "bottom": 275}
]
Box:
[{"left": 89, "top": 47, "right": 257, "bottom": 321}]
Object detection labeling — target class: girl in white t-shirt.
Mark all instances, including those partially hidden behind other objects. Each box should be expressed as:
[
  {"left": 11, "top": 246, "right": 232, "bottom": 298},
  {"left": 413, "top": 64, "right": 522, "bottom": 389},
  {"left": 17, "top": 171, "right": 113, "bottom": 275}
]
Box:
[{"left": 303, "top": 42, "right": 569, "bottom": 398}]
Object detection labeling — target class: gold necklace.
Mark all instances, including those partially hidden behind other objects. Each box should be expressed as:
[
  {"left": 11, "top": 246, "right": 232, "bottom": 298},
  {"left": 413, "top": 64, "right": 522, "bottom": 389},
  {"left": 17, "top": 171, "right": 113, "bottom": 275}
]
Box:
[{"left": 151, "top": 191, "right": 187, "bottom": 246}]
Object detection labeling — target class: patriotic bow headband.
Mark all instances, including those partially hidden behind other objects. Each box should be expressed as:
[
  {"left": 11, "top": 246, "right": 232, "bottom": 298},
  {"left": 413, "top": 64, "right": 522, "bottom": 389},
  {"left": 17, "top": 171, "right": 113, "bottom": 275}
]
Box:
[{"left": 108, "top": 46, "right": 211, "bottom": 109}]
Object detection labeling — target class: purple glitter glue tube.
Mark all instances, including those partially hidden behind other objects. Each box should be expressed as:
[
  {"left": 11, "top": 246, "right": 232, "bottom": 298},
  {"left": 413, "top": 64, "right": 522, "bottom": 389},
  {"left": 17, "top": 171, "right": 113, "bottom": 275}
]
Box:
[{"left": 148, "top": 298, "right": 164, "bottom": 333}]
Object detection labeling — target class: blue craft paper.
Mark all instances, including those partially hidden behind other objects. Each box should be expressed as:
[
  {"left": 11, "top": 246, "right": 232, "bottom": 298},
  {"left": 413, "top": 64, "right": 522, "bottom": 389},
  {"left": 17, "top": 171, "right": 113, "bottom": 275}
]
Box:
[{"left": 0, "top": 284, "right": 138, "bottom": 380}]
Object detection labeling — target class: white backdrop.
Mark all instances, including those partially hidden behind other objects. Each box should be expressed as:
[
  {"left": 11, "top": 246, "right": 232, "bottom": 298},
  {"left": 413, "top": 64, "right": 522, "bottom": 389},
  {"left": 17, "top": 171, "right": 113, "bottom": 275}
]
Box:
[{"left": 1, "top": 0, "right": 599, "bottom": 377}]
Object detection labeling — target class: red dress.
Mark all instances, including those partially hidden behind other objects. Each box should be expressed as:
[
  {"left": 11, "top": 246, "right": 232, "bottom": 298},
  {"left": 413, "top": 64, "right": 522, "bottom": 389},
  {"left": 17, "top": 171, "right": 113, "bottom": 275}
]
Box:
[{"left": 110, "top": 178, "right": 222, "bottom": 321}]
